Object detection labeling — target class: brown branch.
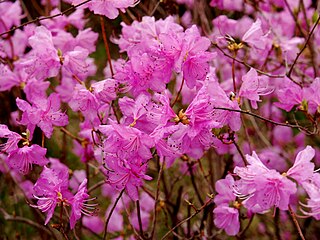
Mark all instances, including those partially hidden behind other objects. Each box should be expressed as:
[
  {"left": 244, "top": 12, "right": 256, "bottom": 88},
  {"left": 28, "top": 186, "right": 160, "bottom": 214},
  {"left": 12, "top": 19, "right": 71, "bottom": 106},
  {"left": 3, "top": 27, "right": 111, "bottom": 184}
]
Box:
[
  {"left": 213, "top": 107, "right": 315, "bottom": 134},
  {"left": 161, "top": 199, "right": 213, "bottom": 240},
  {"left": 288, "top": 205, "right": 306, "bottom": 240},
  {"left": 150, "top": 158, "right": 166, "bottom": 239},
  {"left": 99, "top": 16, "right": 114, "bottom": 77},
  {"left": 171, "top": 78, "right": 185, "bottom": 107},
  {"left": 0, "top": 208, "right": 53, "bottom": 236},
  {"left": 103, "top": 189, "right": 125, "bottom": 240},
  {"left": 287, "top": 15, "right": 320, "bottom": 78},
  {"left": 0, "top": 0, "right": 93, "bottom": 37},
  {"left": 212, "top": 43, "right": 289, "bottom": 79}
]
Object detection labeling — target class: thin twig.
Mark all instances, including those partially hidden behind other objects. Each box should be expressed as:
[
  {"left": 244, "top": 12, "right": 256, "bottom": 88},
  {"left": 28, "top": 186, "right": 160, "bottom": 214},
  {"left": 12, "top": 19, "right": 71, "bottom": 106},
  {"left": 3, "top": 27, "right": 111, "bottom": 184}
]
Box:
[
  {"left": 171, "top": 78, "right": 185, "bottom": 107},
  {"left": 150, "top": 158, "right": 166, "bottom": 239},
  {"left": 212, "top": 43, "right": 289, "bottom": 79},
  {"left": 287, "top": 15, "right": 320, "bottom": 78},
  {"left": 213, "top": 107, "right": 315, "bottom": 134},
  {"left": 288, "top": 205, "right": 306, "bottom": 240},
  {"left": 103, "top": 189, "right": 125, "bottom": 240},
  {"left": 0, "top": 0, "right": 93, "bottom": 37},
  {"left": 161, "top": 199, "right": 212, "bottom": 240},
  {"left": 0, "top": 208, "right": 53, "bottom": 236},
  {"left": 136, "top": 200, "right": 144, "bottom": 238},
  {"left": 100, "top": 16, "right": 114, "bottom": 77}
]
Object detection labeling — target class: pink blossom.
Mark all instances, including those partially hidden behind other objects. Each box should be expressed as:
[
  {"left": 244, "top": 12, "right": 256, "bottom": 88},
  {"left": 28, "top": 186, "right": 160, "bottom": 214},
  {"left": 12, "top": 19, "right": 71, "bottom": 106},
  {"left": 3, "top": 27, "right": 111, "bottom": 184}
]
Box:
[
  {"left": 234, "top": 152, "right": 297, "bottom": 212},
  {"left": 287, "top": 146, "right": 315, "bottom": 184},
  {"left": 72, "top": 0, "right": 137, "bottom": 19},
  {"left": 213, "top": 206, "right": 240, "bottom": 236},
  {"left": 99, "top": 121, "right": 154, "bottom": 161},
  {"left": 21, "top": 26, "right": 61, "bottom": 80},
  {"left": 16, "top": 93, "right": 69, "bottom": 138},
  {"left": 103, "top": 156, "right": 152, "bottom": 200},
  {"left": 0, "top": 124, "right": 22, "bottom": 153},
  {"left": 70, "top": 178, "right": 97, "bottom": 229},
  {"left": 274, "top": 77, "right": 303, "bottom": 111},
  {"left": 7, "top": 145, "right": 48, "bottom": 175},
  {"left": 69, "top": 84, "right": 99, "bottom": 121},
  {"left": 239, "top": 68, "right": 273, "bottom": 109},
  {"left": 32, "top": 166, "right": 71, "bottom": 225}
]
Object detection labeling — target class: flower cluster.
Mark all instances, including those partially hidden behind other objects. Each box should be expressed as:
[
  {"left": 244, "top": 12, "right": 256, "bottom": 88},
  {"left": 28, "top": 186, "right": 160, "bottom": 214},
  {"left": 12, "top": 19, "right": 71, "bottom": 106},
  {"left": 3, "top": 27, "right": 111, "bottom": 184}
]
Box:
[{"left": 1, "top": 0, "right": 320, "bottom": 239}]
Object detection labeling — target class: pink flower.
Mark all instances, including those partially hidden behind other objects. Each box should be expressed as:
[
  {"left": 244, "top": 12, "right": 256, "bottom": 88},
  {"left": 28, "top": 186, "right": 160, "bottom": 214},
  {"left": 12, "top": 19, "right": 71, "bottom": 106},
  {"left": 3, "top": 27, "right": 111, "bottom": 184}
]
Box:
[
  {"left": 274, "top": 76, "right": 303, "bottom": 111},
  {"left": 214, "top": 174, "right": 236, "bottom": 205},
  {"left": 32, "top": 166, "right": 71, "bottom": 225},
  {"left": 82, "top": 216, "right": 104, "bottom": 234},
  {"left": 99, "top": 121, "right": 154, "bottom": 161},
  {"left": 21, "top": 26, "right": 61, "bottom": 80},
  {"left": 179, "top": 25, "right": 215, "bottom": 88},
  {"left": 287, "top": 146, "right": 315, "bottom": 184},
  {"left": 213, "top": 206, "right": 240, "bottom": 236},
  {"left": 69, "top": 178, "right": 97, "bottom": 229},
  {"left": 7, "top": 145, "right": 48, "bottom": 175},
  {"left": 239, "top": 68, "right": 273, "bottom": 109},
  {"left": 103, "top": 156, "right": 152, "bottom": 201},
  {"left": 0, "top": 64, "right": 21, "bottom": 91},
  {"left": 72, "top": 0, "right": 137, "bottom": 19},
  {"left": 16, "top": 93, "right": 69, "bottom": 138},
  {"left": 234, "top": 152, "right": 297, "bottom": 213},
  {"left": 242, "top": 19, "right": 269, "bottom": 51},
  {"left": 300, "top": 173, "right": 320, "bottom": 220},
  {"left": 303, "top": 78, "right": 320, "bottom": 114},
  {"left": 69, "top": 84, "right": 99, "bottom": 121},
  {"left": 0, "top": 124, "right": 22, "bottom": 153}
]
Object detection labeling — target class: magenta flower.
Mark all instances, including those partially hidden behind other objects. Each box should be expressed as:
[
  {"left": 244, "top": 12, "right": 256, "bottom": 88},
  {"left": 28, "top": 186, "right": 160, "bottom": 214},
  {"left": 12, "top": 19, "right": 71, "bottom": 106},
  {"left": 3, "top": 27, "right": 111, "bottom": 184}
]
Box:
[
  {"left": 242, "top": 19, "right": 270, "bottom": 51},
  {"left": 213, "top": 206, "right": 240, "bottom": 236},
  {"left": 287, "top": 146, "right": 315, "bottom": 184},
  {"left": 213, "top": 174, "right": 240, "bottom": 236},
  {"left": 69, "top": 178, "right": 97, "bottom": 229},
  {"left": 303, "top": 78, "right": 320, "bottom": 114},
  {"left": 0, "top": 64, "right": 21, "bottom": 92},
  {"left": 179, "top": 25, "right": 215, "bottom": 88},
  {"left": 103, "top": 156, "right": 152, "bottom": 200},
  {"left": 301, "top": 173, "right": 320, "bottom": 220},
  {"left": 31, "top": 166, "right": 71, "bottom": 225},
  {"left": 7, "top": 145, "right": 48, "bottom": 175},
  {"left": 234, "top": 152, "right": 297, "bottom": 213},
  {"left": 274, "top": 76, "right": 303, "bottom": 111},
  {"left": 69, "top": 84, "right": 99, "bottom": 121},
  {"left": 239, "top": 68, "right": 273, "bottom": 109},
  {"left": 99, "top": 121, "right": 154, "bottom": 161},
  {"left": 16, "top": 93, "right": 69, "bottom": 138},
  {"left": 21, "top": 26, "right": 60, "bottom": 80},
  {"left": 0, "top": 124, "right": 22, "bottom": 153},
  {"left": 72, "top": 0, "right": 137, "bottom": 19}
]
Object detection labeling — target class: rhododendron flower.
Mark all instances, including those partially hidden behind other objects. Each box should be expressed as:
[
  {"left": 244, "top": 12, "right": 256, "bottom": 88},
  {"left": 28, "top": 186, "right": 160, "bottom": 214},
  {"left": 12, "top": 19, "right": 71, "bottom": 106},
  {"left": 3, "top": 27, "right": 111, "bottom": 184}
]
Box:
[
  {"left": 16, "top": 93, "right": 69, "bottom": 138},
  {"left": 303, "top": 78, "right": 320, "bottom": 114},
  {"left": 0, "top": 124, "right": 22, "bottom": 153},
  {"left": 103, "top": 156, "right": 152, "bottom": 200},
  {"left": 234, "top": 152, "right": 297, "bottom": 212},
  {"left": 99, "top": 121, "right": 154, "bottom": 161},
  {"left": 21, "top": 26, "right": 61, "bottom": 80},
  {"left": 274, "top": 76, "right": 303, "bottom": 111},
  {"left": 239, "top": 68, "right": 273, "bottom": 109},
  {"left": 32, "top": 166, "right": 71, "bottom": 225},
  {"left": 287, "top": 146, "right": 315, "bottom": 184},
  {"left": 213, "top": 175, "right": 240, "bottom": 236},
  {"left": 7, "top": 145, "right": 48, "bottom": 175},
  {"left": 72, "top": 0, "right": 138, "bottom": 19},
  {"left": 70, "top": 178, "right": 97, "bottom": 229},
  {"left": 213, "top": 206, "right": 240, "bottom": 236},
  {"left": 69, "top": 84, "right": 99, "bottom": 121},
  {"left": 301, "top": 173, "right": 320, "bottom": 220}
]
